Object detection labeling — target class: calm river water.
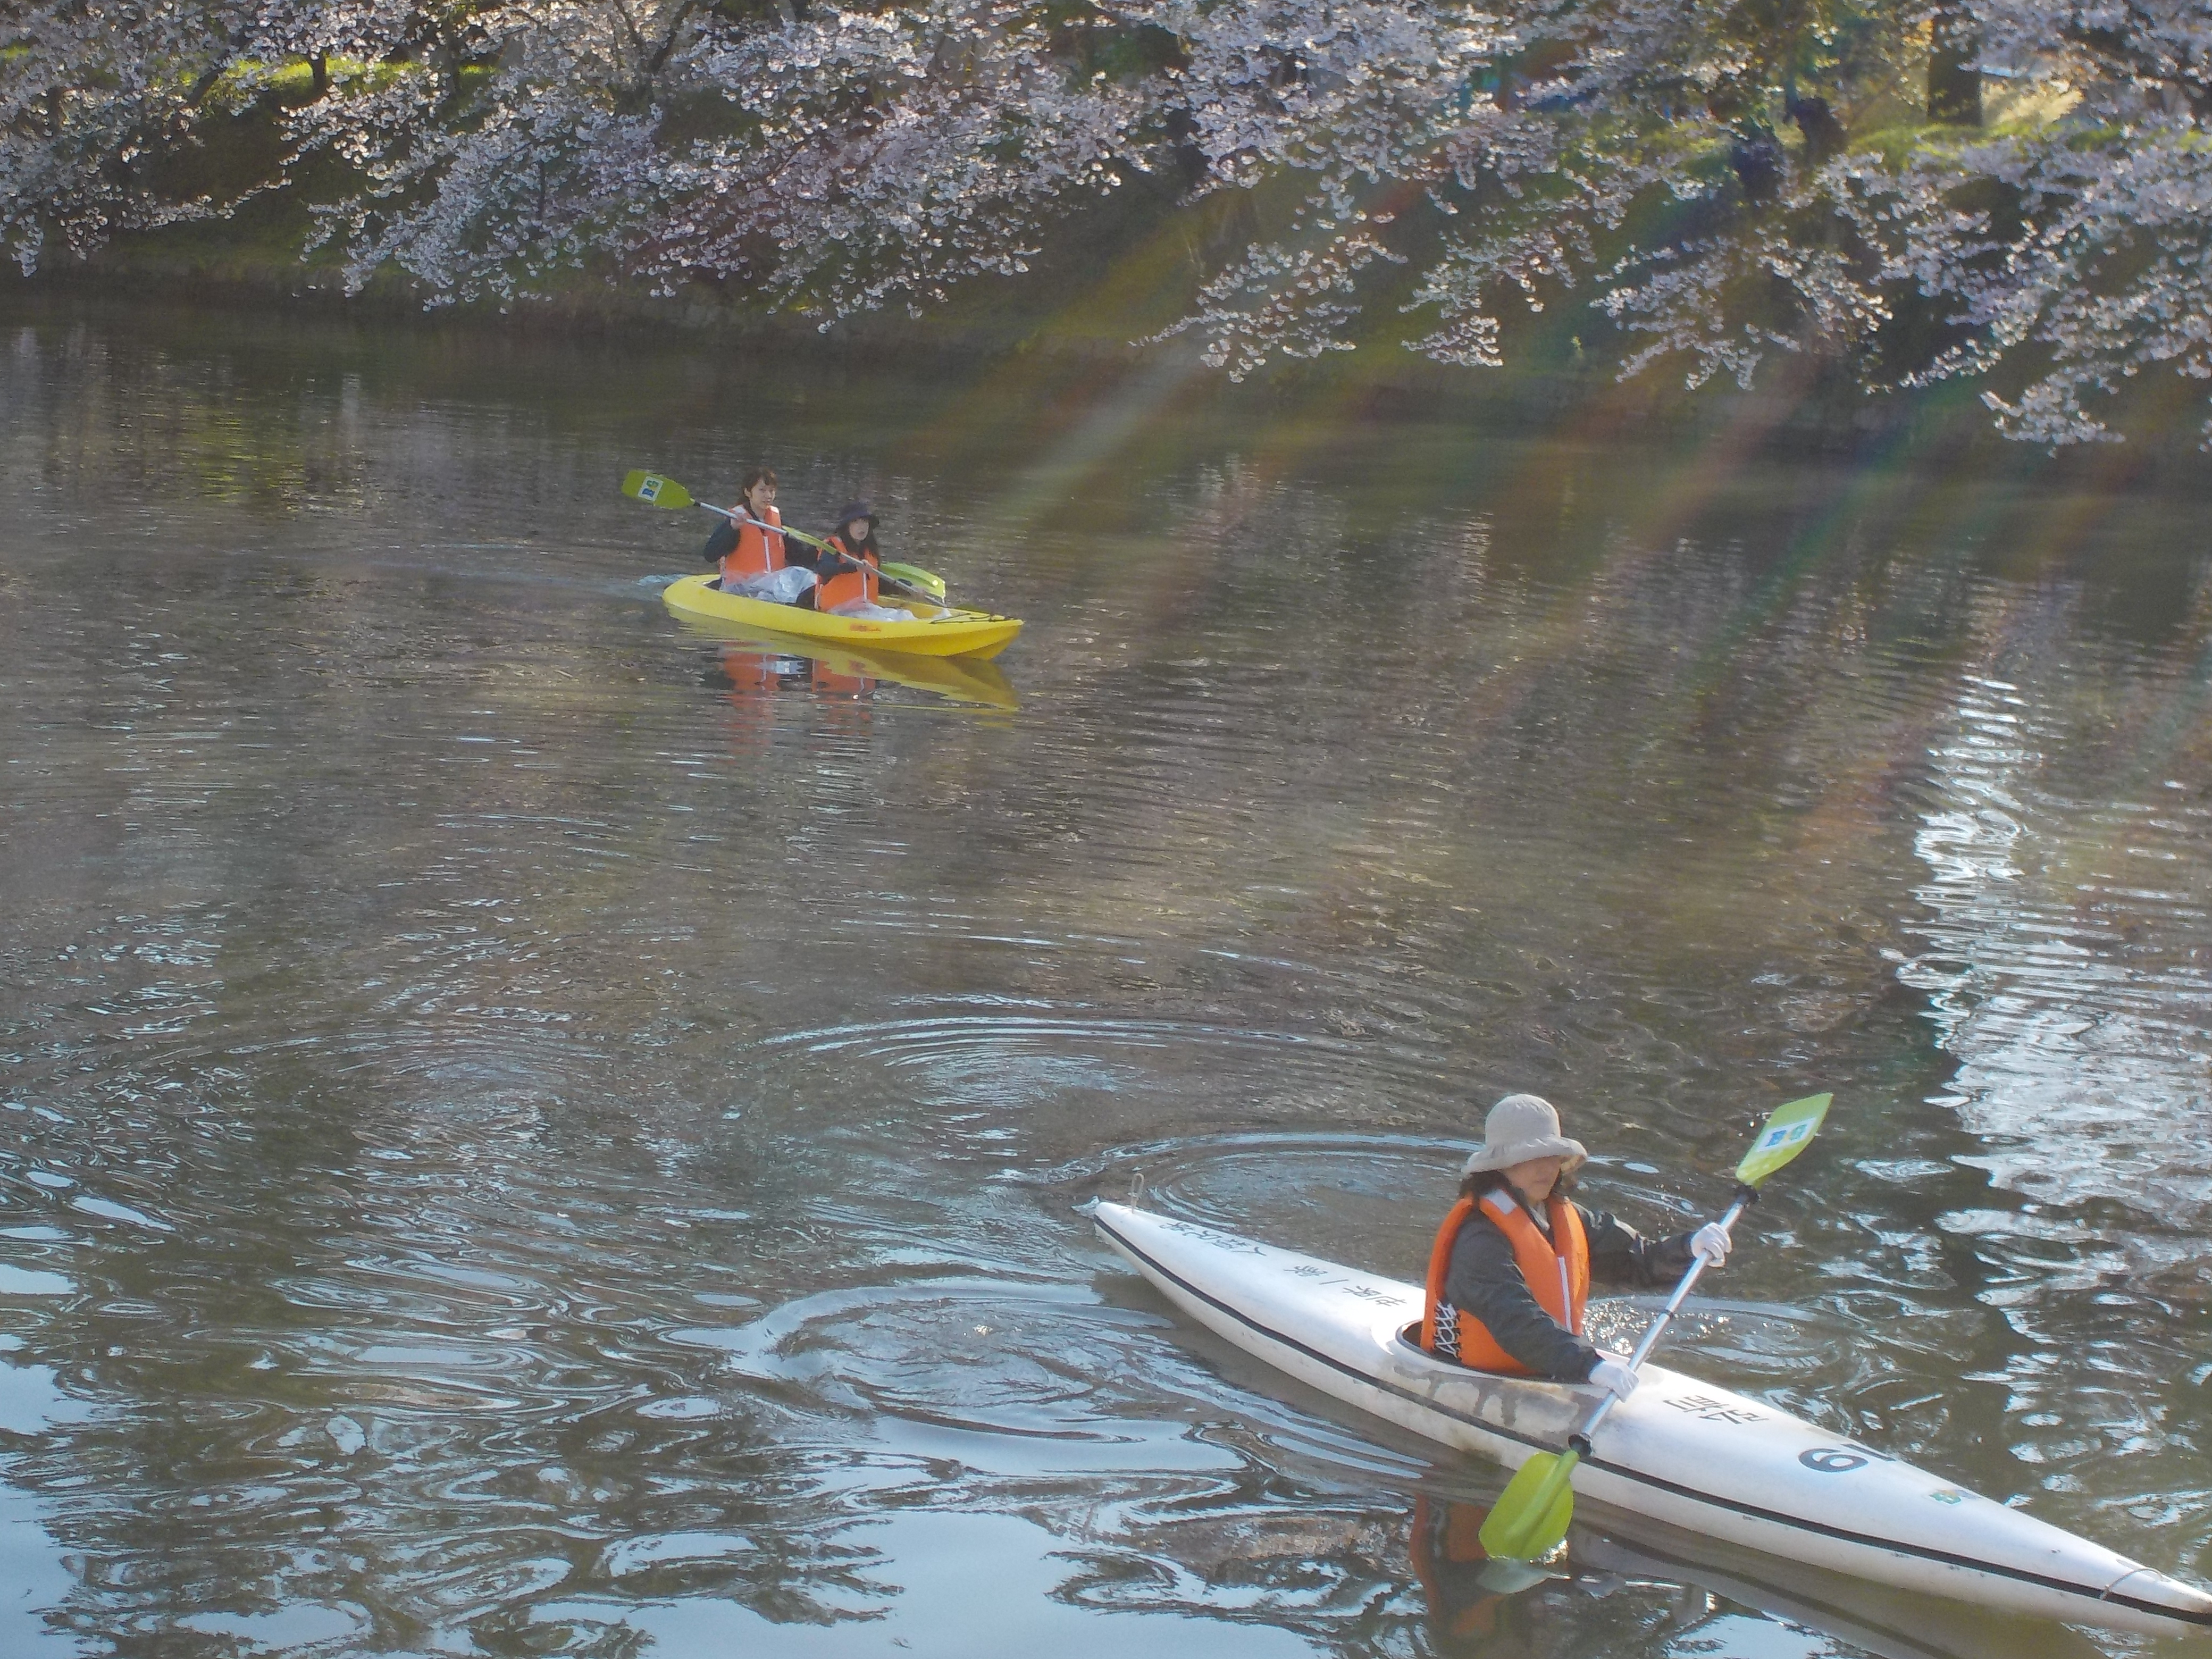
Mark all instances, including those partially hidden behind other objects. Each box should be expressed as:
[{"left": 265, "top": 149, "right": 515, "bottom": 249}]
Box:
[{"left": 1, "top": 305, "right": 2208, "bottom": 1658}]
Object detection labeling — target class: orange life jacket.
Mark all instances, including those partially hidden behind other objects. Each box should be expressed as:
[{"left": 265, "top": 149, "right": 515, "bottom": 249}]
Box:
[
  {"left": 721, "top": 505, "right": 786, "bottom": 585},
  {"left": 1420, "top": 1188, "right": 1588, "bottom": 1372},
  {"left": 721, "top": 643, "right": 778, "bottom": 693},
  {"left": 815, "top": 533, "right": 879, "bottom": 611},
  {"left": 1408, "top": 1495, "right": 1505, "bottom": 1639}
]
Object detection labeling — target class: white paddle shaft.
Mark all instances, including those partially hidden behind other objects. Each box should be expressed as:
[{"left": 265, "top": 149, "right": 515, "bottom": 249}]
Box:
[
  {"left": 721, "top": 506, "right": 833, "bottom": 553},
  {"left": 1572, "top": 1186, "right": 1754, "bottom": 1453}
]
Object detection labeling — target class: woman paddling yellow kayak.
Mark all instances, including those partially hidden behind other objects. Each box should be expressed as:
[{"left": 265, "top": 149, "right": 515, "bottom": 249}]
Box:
[{"left": 626, "top": 470, "right": 1021, "bottom": 659}]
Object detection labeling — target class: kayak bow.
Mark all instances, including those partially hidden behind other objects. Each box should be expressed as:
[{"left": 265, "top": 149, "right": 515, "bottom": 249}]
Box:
[{"left": 1091, "top": 1201, "right": 2212, "bottom": 1637}]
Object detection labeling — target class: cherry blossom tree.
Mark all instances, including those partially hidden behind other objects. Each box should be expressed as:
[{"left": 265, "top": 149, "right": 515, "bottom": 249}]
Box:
[
  {"left": 1153, "top": 0, "right": 2212, "bottom": 445},
  {"left": 635, "top": 1, "right": 1155, "bottom": 320},
  {"left": 5, "top": 0, "right": 2210, "bottom": 443},
  {"left": 1832, "top": 3, "right": 2212, "bottom": 443},
  {"left": 0, "top": 0, "right": 259, "bottom": 272}
]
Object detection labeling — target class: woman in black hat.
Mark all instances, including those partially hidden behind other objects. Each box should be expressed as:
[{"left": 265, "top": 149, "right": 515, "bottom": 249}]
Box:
[{"left": 810, "top": 500, "right": 907, "bottom": 619}]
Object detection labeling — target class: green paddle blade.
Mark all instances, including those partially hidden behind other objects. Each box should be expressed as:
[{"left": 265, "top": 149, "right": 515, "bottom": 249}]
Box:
[
  {"left": 1734, "top": 1093, "right": 1832, "bottom": 1188},
  {"left": 1479, "top": 1449, "right": 1580, "bottom": 1561},
  {"left": 622, "top": 470, "right": 695, "bottom": 510},
  {"left": 880, "top": 561, "right": 946, "bottom": 600}
]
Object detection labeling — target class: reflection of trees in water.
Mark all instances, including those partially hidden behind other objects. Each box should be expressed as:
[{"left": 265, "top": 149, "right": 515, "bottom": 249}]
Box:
[
  {"left": 1884, "top": 572, "right": 2212, "bottom": 1560},
  {"left": 1900, "top": 576, "right": 2212, "bottom": 1223},
  {"left": 0, "top": 1105, "right": 830, "bottom": 1647}
]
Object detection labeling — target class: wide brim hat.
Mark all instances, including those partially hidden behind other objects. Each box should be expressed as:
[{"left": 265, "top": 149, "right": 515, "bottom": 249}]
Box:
[
  {"left": 833, "top": 499, "right": 875, "bottom": 530},
  {"left": 1461, "top": 1093, "right": 1588, "bottom": 1177}
]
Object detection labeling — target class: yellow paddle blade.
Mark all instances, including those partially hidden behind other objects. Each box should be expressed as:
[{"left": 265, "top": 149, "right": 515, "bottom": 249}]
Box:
[
  {"left": 622, "top": 470, "right": 695, "bottom": 510},
  {"left": 1734, "top": 1093, "right": 1832, "bottom": 1188},
  {"left": 880, "top": 561, "right": 946, "bottom": 600},
  {"left": 1479, "top": 1448, "right": 1580, "bottom": 1561}
]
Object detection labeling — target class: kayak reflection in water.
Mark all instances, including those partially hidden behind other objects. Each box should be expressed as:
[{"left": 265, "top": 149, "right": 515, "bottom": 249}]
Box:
[
  {"left": 709, "top": 467, "right": 819, "bottom": 607},
  {"left": 1420, "top": 1095, "right": 1732, "bottom": 1396},
  {"left": 807, "top": 499, "right": 910, "bottom": 621},
  {"left": 715, "top": 642, "right": 877, "bottom": 753},
  {"left": 1410, "top": 1495, "right": 1552, "bottom": 1647}
]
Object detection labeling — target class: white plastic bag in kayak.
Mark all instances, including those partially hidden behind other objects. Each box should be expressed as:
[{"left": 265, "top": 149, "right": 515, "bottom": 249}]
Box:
[
  {"left": 724, "top": 568, "right": 817, "bottom": 605},
  {"left": 825, "top": 598, "right": 909, "bottom": 621}
]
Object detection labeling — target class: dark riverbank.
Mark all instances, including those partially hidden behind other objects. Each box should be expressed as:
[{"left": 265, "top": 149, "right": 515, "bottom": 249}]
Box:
[
  {"left": 18, "top": 271, "right": 2212, "bottom": 509},
  {"left": 17, "top": 113, "right": 2207, "bottom": 484}
]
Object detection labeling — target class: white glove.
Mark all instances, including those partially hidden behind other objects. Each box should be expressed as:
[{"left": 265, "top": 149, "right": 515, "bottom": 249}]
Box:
[
  {"left": 1690, "top": 1221, "right": 1732, "bottom": 1268},
  {"left": 1588, "top": 1357, "right": 1639, "bottom": 1401}
]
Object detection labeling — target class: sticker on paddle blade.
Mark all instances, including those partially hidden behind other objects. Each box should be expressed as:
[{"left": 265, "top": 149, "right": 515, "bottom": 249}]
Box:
[
  {"left": 1733, "top": 1093, "right": 1831, "bottom": 1188},
  {"left": 623, "top": 470, "right": 692, "bottom": 509}
]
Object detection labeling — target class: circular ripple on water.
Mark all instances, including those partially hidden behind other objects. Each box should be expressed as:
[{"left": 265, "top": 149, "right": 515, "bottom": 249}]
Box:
[
  {"left": 669, "top": 1263, "right": 1443, "bottom": 1503},
  {"left": 714, "top": 1004, "right": 1452, "bottom": 1162},
  {"left": 677, "top": 1277, "right": 1158, "bottom": 1440}
]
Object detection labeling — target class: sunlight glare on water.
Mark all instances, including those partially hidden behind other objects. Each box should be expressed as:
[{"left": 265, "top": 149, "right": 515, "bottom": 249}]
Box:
[{"left": 0, "top": 305, "right": 2208, "bottom": 1657}]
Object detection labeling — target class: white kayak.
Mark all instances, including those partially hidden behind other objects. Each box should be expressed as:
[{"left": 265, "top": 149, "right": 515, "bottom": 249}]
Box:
[{"left": 1092, "top": 1201, "right": 2212, "bottom": 1638}]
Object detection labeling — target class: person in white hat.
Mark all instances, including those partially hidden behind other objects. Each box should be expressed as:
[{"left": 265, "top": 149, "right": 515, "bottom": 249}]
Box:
[{"left": 1417, "top": 1094, "right": 1731, "bottom": 1400}]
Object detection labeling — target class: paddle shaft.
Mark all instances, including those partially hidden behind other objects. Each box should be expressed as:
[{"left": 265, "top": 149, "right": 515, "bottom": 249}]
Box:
[
  {"left": 1480, "top": 1095, "right": 1829, "bottom": 1562},
  {"left": 1569, "top": 1184, "right": 1755, "bottom": 1455},
  {"left": 719, "top": 507, "right": 937, "bottom": 605},
  {"left": 1480, "top": 1185, "right": 1756, "bottom": 1556}
]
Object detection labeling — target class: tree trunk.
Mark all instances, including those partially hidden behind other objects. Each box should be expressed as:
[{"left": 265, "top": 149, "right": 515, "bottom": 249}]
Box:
[{"left": 1928, "top": 7, "right": 1982, "bottom": 125}]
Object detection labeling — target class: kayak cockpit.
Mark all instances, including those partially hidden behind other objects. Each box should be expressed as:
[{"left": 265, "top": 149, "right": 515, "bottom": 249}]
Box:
[{"left": 1388, "top": 1319, "right": 1603, "bottom": 1405}]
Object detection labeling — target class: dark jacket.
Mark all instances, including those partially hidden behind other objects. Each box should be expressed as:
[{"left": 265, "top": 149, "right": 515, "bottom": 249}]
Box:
[
  {"left": 1442, "top": 1193, "right": 1698, "bottom": 1380},
  {"left": 790, "top": 527, "right": 878, "bottom": 578}
]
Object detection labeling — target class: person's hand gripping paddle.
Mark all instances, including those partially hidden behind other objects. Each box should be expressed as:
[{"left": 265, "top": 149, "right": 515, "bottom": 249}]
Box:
[{"left": 1478, "top": 1092, "right": 1832, "bottom": 1562}]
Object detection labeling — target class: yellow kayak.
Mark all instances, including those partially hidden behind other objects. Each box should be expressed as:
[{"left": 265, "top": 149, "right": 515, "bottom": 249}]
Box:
[{"left": 661, "top": 574, "right": 1021, "bottom": 660}]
